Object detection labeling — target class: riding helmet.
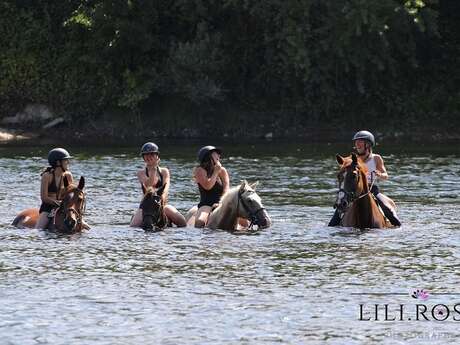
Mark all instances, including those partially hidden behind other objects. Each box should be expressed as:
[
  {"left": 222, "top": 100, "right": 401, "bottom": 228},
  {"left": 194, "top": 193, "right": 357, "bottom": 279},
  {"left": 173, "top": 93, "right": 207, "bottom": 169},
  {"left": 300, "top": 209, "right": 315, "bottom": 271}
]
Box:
[
  {"left": 48, "top": 148, "right": 72, "bottom": 167},
  {"left": 352, "top": 130, "right": 375, "bottom": 146},
  {"left": 197, "top": 145, "right": 222, "bottom": 163},
  {"left": 140, "top": 142, "right": 159, "bottom": 156}
]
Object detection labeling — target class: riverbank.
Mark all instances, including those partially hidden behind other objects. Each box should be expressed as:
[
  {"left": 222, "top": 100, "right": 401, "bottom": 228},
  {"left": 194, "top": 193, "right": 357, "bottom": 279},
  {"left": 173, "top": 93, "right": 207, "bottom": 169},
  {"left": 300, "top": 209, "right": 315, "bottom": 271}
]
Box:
[{"left": 1, "top": 117, "right": 459, "bottom": 146}]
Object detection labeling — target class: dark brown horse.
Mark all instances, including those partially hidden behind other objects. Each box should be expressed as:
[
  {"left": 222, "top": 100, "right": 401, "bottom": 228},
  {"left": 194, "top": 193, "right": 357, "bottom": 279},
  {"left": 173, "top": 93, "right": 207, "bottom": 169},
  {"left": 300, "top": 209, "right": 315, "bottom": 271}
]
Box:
[
  {"left": 334, "top": 154, "right": 392, "bottom": 229},
  {"left": 12, "top": 176, "right": 87, "bottom": 233},
  {"left": 139, "top": 186, "right": 168, "bottom": 231}
]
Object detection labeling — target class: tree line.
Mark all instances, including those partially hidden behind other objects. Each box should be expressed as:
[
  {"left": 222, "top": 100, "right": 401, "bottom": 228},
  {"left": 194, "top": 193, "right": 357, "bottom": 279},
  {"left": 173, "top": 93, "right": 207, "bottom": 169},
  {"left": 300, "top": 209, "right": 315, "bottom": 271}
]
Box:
[{"left": 0, "top": 0, "right": 458, "bottom": 130}]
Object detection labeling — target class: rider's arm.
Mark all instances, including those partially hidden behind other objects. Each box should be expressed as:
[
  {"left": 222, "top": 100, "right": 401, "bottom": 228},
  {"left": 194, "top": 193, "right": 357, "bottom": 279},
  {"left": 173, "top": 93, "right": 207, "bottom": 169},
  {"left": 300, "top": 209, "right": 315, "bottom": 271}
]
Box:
[
  {"left": 137, "top": 169, "right": 148, "bottom": 189},
  {"left": 195, "top": 166, "right": 221, "bottom": 190},
  {"left": 160, "top": 168, "right": 170, "bottom": 204},
  {"left": 40, "top": 173, "right": 60, "bottom": 206},
  {"left": 374, "top": 155, "right": 389, "bottom": 180},
  {"left": 220, "top": 167, "right": 230, "bottom": 194},
  {"left": 65, "top": 171, "right": 74, "bottom": 185}
]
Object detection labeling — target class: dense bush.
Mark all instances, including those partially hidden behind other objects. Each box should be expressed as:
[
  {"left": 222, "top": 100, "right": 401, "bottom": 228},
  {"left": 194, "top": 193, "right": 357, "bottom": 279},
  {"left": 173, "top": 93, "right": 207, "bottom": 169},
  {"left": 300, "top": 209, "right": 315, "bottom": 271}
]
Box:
[{"left": 0, "top": 0, "right": 458, "bottom": 129}]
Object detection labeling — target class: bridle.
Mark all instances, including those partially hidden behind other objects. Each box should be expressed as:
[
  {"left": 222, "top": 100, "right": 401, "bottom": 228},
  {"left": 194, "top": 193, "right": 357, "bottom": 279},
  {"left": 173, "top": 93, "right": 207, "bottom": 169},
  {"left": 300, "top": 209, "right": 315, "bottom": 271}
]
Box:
[
  {"left": 58, "top": 189, "right": 86, "bottom": 231},
  {"left": 237, "top": 189, "right": 266, "bottom": 230},
  {"left": 336, "top": 165, "right": 376, "bottom": 212},
  {"left": 141, "top": 192, "right": 165, "bottom": 230}
]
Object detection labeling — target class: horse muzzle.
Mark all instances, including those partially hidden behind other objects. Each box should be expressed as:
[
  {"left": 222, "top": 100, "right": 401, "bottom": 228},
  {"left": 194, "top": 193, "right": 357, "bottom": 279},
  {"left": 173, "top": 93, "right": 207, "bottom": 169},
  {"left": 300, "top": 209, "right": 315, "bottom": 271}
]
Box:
[
  {"left": 64, "top": 217, "right": 77, "bottom": 232},
  {"left": 255, "top": 209, "right": 271, "bottom": 229},
  {"left": 334, "top": 199, "right": 349, "bottom": 213}
]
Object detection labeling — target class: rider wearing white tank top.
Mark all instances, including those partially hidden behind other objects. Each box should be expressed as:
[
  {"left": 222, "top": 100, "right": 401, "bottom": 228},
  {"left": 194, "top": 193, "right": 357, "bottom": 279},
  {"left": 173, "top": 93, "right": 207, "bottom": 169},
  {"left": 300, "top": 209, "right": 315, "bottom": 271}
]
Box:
[
  {"left": 328, "top": 130, "right": 401, "bottom": 226},
  {"left": 363, "top": 153, "right": 378, "bottom": 185}
]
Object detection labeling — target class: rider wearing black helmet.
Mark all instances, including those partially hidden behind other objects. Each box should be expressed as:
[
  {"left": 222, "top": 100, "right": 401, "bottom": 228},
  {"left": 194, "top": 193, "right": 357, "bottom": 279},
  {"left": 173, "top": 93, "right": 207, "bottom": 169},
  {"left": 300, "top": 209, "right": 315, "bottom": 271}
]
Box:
[
  {"left": 185, "top": 145, "right": 229, "bottom": 228},
  {"left": 36, "top": 148, "right": 73, "bottom": 229},
  {"left": 328, "top": 131, "right": 401, "bottom": 226},
  {"left": 130, "top": 142, "right": 186, "bottom": 228}
]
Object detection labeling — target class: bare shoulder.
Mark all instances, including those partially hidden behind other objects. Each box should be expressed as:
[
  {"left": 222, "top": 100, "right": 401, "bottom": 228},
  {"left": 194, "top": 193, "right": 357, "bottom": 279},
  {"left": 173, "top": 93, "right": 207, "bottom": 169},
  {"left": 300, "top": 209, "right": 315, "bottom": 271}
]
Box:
[
  {"left": 160, "top": 167, "right": 170, "bottom": 177},
  {"left": 195, "top": 166, "right": 206, "bottom": 177},
  {"left": 373, "top": 154, "right": 384, "bottom": 162},
  {"left": 41, "top": 171, "right": 52, "bottom": 182},
  {"left": 64, "top": 171, "right": 74, "bottom": 182}
]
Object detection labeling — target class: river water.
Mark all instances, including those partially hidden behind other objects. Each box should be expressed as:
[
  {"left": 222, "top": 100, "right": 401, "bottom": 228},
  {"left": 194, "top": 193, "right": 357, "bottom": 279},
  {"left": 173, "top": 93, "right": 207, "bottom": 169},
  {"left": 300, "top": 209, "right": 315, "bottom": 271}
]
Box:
[{"left": 0, "top": 142, "right": 459, "bottom": 344}]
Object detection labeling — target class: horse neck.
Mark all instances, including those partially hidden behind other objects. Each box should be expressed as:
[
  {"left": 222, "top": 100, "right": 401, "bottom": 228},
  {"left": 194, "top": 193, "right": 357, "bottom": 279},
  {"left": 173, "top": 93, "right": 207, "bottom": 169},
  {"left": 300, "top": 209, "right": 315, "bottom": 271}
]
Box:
[
  {"left": 345, "top": 195, "right": 387, "bottom": 228},
  {"left": 209, "top": 189, "right": 239, "bottom": 230}
]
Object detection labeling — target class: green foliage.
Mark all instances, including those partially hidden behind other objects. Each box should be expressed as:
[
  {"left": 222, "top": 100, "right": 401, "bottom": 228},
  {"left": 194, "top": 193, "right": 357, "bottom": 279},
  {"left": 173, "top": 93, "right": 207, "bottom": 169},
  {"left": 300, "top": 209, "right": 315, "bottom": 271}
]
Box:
[{"left": 0, "top": 0, "right": 457, "bottom": 129}]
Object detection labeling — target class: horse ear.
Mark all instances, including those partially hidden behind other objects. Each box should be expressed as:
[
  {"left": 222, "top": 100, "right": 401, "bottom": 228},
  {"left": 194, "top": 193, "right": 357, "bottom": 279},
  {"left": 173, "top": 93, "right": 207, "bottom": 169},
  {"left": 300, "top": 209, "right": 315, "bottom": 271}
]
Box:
[
  {"left": 239, "top": 180, "right": 247, "bottom": 192},
  {"left": 351, "top": 153, "right": 358, "bottom": 164},
  {"left": 336, "top": 155, "right": 344, "bottom": 165},
  {"left": 78, "top": 176, "right": 85, "bottom": 190},
  {"left": 63, "top": 175, "right": 70, "bottom": 188},
  {"left": 249, "top": 181, "right": 259, "bottom": 190}
]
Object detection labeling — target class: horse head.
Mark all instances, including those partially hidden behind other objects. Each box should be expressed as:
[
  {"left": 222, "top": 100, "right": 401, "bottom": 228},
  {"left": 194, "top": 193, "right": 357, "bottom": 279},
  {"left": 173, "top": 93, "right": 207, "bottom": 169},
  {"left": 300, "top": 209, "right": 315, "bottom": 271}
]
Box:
[
  {"left": 140, "top": 185, "right": 166, "bottom": 231},
  {"left": 334, "top": 153, "right": 369, "bottom": 213},
  {"left": 55, "top": 176, "right": 86, "bottom": 233},
  {"left": 237, "top": 180, "right": 271, "bottom": 229}
]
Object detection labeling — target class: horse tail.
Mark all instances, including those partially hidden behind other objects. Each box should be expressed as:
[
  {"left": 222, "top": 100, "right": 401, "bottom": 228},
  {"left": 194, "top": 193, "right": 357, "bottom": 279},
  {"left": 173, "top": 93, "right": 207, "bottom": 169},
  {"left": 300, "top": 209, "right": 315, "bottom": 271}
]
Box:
[{"left": 12, "top": 215, "right": 25, "bottom": 227}]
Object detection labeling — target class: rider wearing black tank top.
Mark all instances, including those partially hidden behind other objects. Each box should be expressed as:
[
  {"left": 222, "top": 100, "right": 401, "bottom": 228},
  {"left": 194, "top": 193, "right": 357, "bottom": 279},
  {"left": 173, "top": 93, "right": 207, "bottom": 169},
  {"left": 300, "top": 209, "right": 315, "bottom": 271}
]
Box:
[
  {"left": 130, "top": 142, "right": 187, "bottom": 228},
  {"left": 189, "top": 146, "right": 229, "bottom": 228},
  {"left": 39, "top": 168, "right": 65, "bottom": 213},
  {"left": 198, "top": 175, "right": 224, "bottom": 208},
  {"left": 145, "top": 166, "right": 164, "bottom": 195}
]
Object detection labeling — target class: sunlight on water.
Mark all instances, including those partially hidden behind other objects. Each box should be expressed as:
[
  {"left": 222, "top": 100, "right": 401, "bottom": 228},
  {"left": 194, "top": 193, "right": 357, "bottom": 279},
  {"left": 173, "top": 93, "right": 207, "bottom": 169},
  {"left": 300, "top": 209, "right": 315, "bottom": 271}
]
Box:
[{"left": 0, "top": 143, "right": 459, "bottom": 344}]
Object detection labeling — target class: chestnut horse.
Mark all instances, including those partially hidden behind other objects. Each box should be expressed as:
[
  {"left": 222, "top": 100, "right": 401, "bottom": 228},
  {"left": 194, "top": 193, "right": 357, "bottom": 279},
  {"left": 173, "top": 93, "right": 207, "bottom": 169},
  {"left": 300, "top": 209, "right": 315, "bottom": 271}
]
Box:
[
  {"left": 334, "top": 154, "right": 393, "bottom": 229},
  {"left": 139, "top": 186, "right": 168, "bottom": 231},
  {"left": 12, "top": 176, "right": 87, "bottom": 233},
  {"left": 206, "top": 181, "right": 272, "bottom": 231}
]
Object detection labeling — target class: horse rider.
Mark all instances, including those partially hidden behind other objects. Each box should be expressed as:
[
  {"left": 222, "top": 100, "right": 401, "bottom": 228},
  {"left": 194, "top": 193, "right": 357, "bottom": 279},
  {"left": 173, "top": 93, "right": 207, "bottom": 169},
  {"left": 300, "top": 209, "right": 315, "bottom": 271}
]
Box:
[
  {"left": 182, "top": 146, "right": 228, "bottom": 227},
  {"left": 130, "top": 142, "right": 186, "bottom": 228},
  {"left": 329, "top": 130, "right": 401, "bottom": 226},
  {"left": 36, "top": 148, "right": 74, "bottom": 229}
]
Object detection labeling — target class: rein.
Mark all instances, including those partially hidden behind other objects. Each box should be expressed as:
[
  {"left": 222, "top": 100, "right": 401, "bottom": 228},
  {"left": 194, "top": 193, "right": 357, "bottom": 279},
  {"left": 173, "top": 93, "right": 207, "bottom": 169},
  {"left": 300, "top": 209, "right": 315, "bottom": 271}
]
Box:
[
  {"left": 336, "top": 171, "right": 376, "bottom": 214},
  {"left": 56, "top": 189, "right": 86, "bottom": 230}
]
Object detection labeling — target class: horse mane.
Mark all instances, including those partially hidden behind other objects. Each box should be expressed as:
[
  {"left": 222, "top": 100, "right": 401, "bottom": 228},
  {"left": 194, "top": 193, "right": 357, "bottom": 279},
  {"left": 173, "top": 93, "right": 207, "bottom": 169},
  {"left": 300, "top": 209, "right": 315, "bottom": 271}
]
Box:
[
  {"left": 340, "top": 155, "right": 369, "bottom": 175},
  {"left": 219, "top": 185, "right": 241, "bottom": 205},
  {"left": 206, "top": 182, "right": 248, "bottom": 231}
]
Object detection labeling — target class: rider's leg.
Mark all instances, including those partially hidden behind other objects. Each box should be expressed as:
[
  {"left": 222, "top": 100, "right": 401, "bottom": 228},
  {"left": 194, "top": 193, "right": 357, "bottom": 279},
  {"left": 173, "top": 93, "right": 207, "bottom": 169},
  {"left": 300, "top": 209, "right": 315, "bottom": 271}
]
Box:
[
  {"left": 328, "top": 210, "right": 341, "bottom": 226},
  {"left": 164, "top": 205, "right": 186, "bottom": 227},
  {"left": 35, "top": 212, "right": 51, "bottom": 229},
  {"left": 194, "top": 206, "right": 212, "bottom": 228},
  {"left": 130, "top": 208, "right": 142, "bottom": 227},
  {"left": 185, "top": 206, "right": 198, "bottom": 226},
  {"left": 375, "top": 194, "right": 401, "bottom": 226}
]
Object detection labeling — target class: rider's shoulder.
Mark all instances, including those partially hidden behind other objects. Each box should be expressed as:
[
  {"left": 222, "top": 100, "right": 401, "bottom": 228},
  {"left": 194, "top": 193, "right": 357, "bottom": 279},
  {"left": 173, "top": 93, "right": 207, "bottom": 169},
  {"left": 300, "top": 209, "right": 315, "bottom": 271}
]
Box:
[
  {"left": 64, "top": 171, "right": 74, "bottom": 182},
  {"left": 160, "top": 166, "right": 170, "bottom": 176},
  {"left": 194, "top": 166, "right": 206, "bottom": 175},
  {"left": 373, "top": 154, "right": 384, "bottom": 161}
]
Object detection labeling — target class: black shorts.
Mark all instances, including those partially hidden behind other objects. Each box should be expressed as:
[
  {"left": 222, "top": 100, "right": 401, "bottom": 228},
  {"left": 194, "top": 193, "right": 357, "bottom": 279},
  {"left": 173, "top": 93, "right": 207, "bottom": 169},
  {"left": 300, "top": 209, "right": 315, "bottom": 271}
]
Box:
[
  {"left": 39, "top": 203, "right": 56, "bottom": 214},
  {"left": 370, "top": 185, "right": 380, "bottom": 196}
]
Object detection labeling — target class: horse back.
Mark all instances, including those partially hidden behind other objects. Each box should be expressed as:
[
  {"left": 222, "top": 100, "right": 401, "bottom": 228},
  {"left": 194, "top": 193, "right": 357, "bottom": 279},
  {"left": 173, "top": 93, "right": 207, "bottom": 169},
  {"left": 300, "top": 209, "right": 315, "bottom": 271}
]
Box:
[{"left": 12, "top": 208, "right": 39, "bottom": 228}]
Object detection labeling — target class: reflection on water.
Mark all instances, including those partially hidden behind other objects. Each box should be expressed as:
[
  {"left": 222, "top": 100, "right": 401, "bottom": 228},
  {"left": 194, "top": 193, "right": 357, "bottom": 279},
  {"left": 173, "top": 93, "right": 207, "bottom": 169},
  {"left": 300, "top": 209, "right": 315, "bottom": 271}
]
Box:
[{"left": 0, "top": 143, "right": 459, "bottom": 344}]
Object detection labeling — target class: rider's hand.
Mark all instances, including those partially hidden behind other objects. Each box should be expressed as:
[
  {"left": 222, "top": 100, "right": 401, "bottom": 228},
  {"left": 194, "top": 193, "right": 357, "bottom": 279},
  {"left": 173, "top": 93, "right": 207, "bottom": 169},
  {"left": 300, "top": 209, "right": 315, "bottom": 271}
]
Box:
[
  {"left": 53, "top": 200, "right": 62, "bottom": 207},
  {"left": 213, "top": 159, "right": 222, "bottom": 172}
]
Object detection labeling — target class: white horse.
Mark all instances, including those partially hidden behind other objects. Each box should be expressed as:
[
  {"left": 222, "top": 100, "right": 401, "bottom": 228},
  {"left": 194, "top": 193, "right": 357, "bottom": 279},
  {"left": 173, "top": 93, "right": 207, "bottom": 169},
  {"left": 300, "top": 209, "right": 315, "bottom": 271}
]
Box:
[{"left": 186, "top": 181, "right": 271, "bottom": 231}]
